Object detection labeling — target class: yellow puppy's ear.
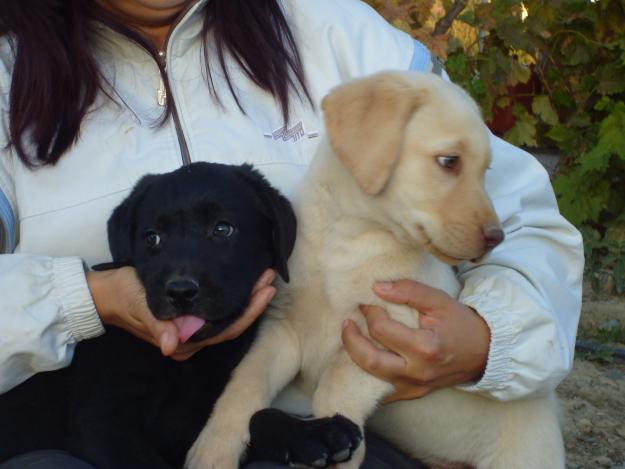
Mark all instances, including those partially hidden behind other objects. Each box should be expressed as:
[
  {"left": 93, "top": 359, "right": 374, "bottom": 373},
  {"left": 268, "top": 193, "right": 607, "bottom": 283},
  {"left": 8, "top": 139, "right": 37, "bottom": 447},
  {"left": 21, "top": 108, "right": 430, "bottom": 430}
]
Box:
[{"left": 321, "top": 72, "right": 426, "bottom": 195}]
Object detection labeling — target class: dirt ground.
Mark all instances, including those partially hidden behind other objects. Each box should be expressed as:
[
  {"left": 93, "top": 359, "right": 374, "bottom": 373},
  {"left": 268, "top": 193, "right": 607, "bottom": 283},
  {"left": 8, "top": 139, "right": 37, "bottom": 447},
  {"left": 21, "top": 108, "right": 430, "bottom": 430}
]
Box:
[{"left": 558, "top": 290, "right": 625, "bottom": 469}]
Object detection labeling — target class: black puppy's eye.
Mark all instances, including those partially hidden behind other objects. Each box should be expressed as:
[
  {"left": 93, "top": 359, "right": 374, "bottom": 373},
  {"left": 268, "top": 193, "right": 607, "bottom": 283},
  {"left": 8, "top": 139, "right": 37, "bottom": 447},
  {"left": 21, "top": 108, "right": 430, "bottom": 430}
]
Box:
[
  {"left": 145, "top": 230, "right": 161, "bottom": 247},
  {"left": 437, "top": 155, "right": 460, "bottom": 171},
  {"left": 212, "top": 221, "right": 235, "bottom": 238}
]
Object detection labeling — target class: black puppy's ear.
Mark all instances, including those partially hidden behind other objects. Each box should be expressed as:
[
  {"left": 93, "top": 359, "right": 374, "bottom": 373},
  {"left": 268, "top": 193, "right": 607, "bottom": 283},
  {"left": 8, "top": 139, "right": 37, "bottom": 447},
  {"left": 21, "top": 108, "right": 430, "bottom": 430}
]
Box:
[
  {"left": 90, "top": 261, "right": 132, "bottom": 271},
  {"left": 236, "top": 165, "right": 297, "bottom": 282},
  {"left": 107, "top": 174, "right": 159, "bottom": 264}
]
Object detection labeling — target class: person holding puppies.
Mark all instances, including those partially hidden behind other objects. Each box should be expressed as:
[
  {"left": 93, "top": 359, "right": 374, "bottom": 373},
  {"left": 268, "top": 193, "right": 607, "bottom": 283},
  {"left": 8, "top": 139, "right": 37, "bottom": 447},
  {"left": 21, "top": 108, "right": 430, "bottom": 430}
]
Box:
[{"left": 0, "top": 0, "right": 583, "bottom": 467}]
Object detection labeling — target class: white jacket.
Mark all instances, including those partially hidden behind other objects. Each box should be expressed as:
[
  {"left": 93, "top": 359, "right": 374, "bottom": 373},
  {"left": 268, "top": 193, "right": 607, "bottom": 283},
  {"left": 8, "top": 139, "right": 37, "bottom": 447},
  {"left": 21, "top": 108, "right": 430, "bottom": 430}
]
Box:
[{"left": 0, "top": 0, "right": 582, "bottom": 399}]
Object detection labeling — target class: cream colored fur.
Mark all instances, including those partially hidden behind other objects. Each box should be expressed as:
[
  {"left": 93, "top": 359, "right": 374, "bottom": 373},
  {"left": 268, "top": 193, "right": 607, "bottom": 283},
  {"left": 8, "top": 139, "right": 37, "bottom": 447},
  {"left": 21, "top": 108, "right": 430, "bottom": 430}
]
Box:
[{"left": 186, "top": 71, "right": 564, "bottom": 469}]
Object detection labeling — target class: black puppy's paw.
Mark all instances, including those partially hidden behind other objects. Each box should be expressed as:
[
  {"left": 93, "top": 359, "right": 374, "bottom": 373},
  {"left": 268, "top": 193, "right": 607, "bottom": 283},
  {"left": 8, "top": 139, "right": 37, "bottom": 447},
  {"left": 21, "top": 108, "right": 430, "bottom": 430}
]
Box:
[{"left": 248, "top": 408, "right": 362, "bottom": 468}]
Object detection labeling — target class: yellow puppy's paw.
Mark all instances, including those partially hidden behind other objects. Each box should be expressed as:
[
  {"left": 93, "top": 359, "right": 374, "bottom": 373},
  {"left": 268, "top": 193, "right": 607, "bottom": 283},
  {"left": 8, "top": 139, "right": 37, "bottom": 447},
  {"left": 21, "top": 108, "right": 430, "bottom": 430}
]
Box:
[{"left": 184, "top": 429, "right": 247, "bottom": 469}]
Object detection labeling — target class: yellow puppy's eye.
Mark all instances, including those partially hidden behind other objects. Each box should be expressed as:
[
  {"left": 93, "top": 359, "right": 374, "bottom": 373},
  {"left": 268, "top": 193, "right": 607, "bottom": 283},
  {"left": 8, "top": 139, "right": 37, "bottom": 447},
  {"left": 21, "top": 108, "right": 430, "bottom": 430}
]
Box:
[{"left": 437, "top": 155, "right": 459, "bottom": 170}]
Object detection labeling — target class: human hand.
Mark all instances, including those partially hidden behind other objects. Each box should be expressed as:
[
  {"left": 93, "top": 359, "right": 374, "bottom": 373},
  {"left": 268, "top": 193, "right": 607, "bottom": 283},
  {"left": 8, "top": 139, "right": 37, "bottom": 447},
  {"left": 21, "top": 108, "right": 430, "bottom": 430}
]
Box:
[
  {"left": 87, "top": 267, "right": 276, "bottom": 359},
  {"left": 341, "top": 280, "right": 490, "bottom": 402}
]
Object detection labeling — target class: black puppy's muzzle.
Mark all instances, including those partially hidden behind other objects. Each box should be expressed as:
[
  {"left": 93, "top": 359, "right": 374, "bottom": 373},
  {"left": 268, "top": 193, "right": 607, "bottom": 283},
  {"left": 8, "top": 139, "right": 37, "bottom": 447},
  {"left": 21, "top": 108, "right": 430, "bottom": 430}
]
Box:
[{"left": 165, "top": 278, "right": 200, "bottom": 309}]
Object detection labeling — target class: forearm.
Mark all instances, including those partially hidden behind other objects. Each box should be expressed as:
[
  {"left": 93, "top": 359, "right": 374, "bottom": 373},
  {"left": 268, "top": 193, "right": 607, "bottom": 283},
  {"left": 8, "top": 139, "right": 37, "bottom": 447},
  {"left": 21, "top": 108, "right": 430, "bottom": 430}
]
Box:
[
  {"left": 0, "top": 254, "right": 104, "bottom": 394},
  {"left": 86, "top": 268, "right": 133, "bottom": 328}
]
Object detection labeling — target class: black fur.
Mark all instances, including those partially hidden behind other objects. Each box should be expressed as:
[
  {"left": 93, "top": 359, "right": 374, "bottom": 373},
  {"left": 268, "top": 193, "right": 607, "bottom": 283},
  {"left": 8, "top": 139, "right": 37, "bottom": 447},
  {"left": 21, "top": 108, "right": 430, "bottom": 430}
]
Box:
[
  {"left": 249, "top": 409, "right": 363, "bottom": 468},
  {"left": 0, "top": 162, "right": 296, "bottom": 468}
]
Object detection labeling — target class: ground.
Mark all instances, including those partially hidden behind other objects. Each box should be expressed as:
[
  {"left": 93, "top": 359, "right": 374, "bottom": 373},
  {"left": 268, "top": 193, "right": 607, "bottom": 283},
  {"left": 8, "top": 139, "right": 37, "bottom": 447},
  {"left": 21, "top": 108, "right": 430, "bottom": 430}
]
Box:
[{"left": 558, "top": 287, "right": 625, "bottom": 469}]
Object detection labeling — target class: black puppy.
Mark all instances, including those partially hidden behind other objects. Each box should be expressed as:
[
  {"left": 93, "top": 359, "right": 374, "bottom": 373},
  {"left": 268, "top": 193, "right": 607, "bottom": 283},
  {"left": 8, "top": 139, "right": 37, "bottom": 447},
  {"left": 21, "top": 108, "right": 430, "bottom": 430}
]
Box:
[{"left": 0, "top": 162, "right": 296, "bottom": 469}]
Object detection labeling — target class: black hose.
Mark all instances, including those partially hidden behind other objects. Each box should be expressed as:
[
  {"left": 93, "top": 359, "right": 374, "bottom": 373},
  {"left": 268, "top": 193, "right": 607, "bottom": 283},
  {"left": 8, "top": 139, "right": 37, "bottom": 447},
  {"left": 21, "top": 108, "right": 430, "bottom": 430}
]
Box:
[{"left": 575, "top": 340, "right": 625, "bottom": 361}]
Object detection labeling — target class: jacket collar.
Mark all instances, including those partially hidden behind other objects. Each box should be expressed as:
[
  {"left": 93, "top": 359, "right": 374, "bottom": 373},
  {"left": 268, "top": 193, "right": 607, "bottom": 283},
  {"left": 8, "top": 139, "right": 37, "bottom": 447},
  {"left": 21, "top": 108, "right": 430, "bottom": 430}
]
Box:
[
  {"left": 92, "top": 0, "right": 208, "bottom": 55},
  {"left": 168, "top": 0, "right": 208, "bottom": 42}
]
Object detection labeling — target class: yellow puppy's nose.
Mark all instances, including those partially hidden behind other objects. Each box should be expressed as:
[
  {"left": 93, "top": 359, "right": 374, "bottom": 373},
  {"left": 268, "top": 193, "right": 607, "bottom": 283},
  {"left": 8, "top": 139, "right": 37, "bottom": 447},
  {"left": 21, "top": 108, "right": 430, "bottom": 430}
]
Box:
[{"left": 483, "top": 225, "right": 504, "bottom": 251}]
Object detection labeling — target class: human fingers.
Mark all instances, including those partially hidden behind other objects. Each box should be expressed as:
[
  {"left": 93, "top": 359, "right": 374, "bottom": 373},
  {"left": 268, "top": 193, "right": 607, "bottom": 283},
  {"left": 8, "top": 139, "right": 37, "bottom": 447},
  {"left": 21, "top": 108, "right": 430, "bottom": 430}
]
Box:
[
  {"left": 251, "top": 269, "right": 276, "bottom": 296},
  {"left": 141, "top": 311, "right": 180, "bottom": 356},
  {"left": 112, "top": 299, "right": 180, "bottom": 357},
  {"left": 359, "top": 305, "right": 441, "bottom": 370},
  {"left": 359, "top": 303, "right": 471, "bottom": 387},
  {"left": 359, "top": 305, "right": 421, "bottom": 355},
  {"left": 119, "top": 277, "right": 178, "bottom": 355},
  {"left": 341, "top": 319, "right": 406, "bottom": 382},
  {"left": 372, "top": 280, "right": 453, "bottom": 313},
  {"left": 169, "top": 350, "right": 196, "bottom": 362},
  {"left": 201, "top": 285, "right": 276, "bottom": 347}
]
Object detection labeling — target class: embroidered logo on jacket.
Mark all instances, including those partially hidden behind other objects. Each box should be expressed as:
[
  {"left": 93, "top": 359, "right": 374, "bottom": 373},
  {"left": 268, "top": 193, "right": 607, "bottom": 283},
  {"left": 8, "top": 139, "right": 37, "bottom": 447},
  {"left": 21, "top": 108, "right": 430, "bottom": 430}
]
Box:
[{"left": 264, "top": 121, "right": 318, "bottom": 143}]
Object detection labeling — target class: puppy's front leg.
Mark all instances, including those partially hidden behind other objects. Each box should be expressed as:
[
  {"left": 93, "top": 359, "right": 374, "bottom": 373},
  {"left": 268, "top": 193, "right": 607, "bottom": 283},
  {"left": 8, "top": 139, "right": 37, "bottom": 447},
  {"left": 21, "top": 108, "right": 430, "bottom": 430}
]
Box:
[
  {"left": 312, "top": 351, "right": 394, "bottom": 469},
  {"left": 185, "top": 319, "right": 300, "bottom": 469}
]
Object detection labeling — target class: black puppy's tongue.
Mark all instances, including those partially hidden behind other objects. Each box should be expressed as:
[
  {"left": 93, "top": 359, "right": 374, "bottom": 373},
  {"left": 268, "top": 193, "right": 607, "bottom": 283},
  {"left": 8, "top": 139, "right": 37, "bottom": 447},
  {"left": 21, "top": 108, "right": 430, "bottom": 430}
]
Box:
[{"left": 173, "top": 316, "right": 207, "bottom": 343}]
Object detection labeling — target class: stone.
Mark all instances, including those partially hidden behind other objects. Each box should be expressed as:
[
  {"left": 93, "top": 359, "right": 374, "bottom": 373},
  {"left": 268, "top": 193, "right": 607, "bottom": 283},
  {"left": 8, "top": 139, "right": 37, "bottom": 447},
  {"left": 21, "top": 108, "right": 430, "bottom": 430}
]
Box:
[
  {"left": 594, "top": 455, "right": 613, "bottom": 466},
  {"left": 606, "top": 369, "right": 625, "bottom": 381},
  {"left": 599, "top": 319, "right": 621, "bottom": 331}
]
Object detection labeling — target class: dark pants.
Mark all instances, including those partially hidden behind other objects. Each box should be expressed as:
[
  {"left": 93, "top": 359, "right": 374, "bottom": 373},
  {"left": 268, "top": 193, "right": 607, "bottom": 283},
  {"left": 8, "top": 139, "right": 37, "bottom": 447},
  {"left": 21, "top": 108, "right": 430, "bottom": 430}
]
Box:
[
  {"left": 247, "top": 432, "right": 426, "bottom": 469},
  {"left": 1, "top": 433, "right": 426, "bottom": 469},
  {"left": 0, "top": 451, "right": 96, "bottom": 469}
]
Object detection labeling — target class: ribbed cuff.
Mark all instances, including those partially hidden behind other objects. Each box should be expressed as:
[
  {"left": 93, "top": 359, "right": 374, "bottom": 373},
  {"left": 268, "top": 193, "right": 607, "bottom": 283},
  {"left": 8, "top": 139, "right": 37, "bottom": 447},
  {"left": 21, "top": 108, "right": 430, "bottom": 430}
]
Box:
[
  {"left": 456, "top": 293, "right": 519, "bottom": 395},
  {"left": 53, "top": 257, "right": 105, "bottom": 342}
]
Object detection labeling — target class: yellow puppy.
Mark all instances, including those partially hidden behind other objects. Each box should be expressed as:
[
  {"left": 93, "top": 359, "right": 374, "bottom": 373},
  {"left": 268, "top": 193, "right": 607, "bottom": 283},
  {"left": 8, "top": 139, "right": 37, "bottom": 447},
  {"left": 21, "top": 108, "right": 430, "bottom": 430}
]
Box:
[{"left": 186, "top": 71, "right": 564, "bottom": 469}]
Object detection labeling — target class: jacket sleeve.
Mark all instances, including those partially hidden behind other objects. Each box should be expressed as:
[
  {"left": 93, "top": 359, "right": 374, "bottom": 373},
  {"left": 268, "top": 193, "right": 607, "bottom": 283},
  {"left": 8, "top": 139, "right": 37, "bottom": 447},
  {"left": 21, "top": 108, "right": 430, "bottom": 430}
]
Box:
[
  {"left": 0, "top": 52, "right": 104, "bottom": 395},
  {"left": 455, "top": 135, "right": 583, "bottom": 400}
]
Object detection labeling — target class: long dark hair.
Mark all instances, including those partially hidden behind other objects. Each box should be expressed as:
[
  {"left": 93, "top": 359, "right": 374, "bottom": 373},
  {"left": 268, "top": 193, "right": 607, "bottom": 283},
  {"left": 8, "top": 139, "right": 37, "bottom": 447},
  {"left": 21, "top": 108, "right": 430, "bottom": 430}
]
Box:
[{"left": 0, "top": 0, "right": 311, "bottom": 167}]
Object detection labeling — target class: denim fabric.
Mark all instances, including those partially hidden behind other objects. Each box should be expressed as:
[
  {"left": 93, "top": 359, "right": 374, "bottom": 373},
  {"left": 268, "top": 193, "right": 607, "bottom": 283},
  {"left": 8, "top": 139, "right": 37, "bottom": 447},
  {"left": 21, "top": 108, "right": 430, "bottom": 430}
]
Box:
[
  {"left": 0, "top": 450, "right": 96, "bottom": 469},
  {"left": 409, "top": 40, "right": 432, "bottom": 72},
  {"left": 0, "top": 190, "right": 15, "bottom": 253}
]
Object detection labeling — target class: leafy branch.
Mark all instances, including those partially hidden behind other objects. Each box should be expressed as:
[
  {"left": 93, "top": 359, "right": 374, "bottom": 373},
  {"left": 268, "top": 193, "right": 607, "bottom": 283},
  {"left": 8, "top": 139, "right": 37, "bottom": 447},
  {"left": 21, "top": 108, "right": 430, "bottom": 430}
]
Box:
[{"left": 433, "top": 1, "right": 468, "bottom": 35}]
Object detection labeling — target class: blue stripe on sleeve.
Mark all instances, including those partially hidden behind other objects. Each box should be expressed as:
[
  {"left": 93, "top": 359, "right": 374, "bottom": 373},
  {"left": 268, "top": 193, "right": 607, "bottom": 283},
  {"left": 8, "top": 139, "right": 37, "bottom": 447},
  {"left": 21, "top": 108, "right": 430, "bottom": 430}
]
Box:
[
  {"left": 0, "top": 189, "right": 16, "bottom": 253},
  {"left": 409, "top": 40, "right": 432, "bottom": 72}
]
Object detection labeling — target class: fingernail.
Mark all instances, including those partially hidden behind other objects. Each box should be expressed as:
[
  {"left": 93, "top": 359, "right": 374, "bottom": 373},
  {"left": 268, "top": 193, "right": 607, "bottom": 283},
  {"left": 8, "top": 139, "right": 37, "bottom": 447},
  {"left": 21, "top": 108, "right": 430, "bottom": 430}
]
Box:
[
  {"left": 160, "top": 332, "right": 172, "bottom": 354},
  {"left": 342, "top": 319, "right": 350, "bottom": 330},
  {"left": 265, "top": 287, "right": 276, "bottom": 302},
  {"left": 265, "top": 270, "right": 276, "bottom": 284},
  {"left": 375, "top": 281, "right": 393, "bottom": 291}
]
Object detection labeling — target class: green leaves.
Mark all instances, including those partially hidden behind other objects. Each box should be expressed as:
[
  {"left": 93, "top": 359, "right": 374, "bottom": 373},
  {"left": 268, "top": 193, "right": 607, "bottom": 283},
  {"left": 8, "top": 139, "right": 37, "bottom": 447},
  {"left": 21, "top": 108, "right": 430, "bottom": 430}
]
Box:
[
  {"left": 553, "top": 171, "right": 610, "bottom": 225},
  {"left": 507, "top": 60, "right": 532, "bottom": 86},
  {"left": 597, "top": 63, "right": 625, "bottom": 95},
  {"left": 532, "top": 95, "right": 558, "bottom": 126},
  {"left": 505, "top": 106, "right": 537, "bottom": 147},
  {"left": 579, "top": 102, "right": 625, "bottom": 173},
  {"left": 553, "top": 100, "right": 625, "bottom": 225}
]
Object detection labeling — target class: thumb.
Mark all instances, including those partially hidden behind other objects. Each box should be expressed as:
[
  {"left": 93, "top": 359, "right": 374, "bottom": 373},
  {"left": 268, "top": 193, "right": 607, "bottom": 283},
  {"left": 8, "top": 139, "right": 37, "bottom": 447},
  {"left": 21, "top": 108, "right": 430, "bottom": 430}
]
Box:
[
  {"left": 148, "top": 319, "right": 179, "bottom": 356},
  {"left": 372, "top": 280, "right": 452, "bottom": 313}
]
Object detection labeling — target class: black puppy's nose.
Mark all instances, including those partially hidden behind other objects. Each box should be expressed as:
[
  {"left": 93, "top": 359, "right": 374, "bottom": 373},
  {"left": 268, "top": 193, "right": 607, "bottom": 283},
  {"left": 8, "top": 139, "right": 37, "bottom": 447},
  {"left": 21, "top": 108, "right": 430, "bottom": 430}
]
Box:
[
  {"left": 166, "top": 279, "right": 199, "bottom": 306},
  {"left": 483, "top": 225, "right": 504, "bottom": 250}
]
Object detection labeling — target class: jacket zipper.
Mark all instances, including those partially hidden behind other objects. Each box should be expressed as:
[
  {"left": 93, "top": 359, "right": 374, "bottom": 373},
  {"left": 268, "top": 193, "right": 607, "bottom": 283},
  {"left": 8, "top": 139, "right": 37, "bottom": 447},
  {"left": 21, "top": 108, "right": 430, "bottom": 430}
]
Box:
[
  {"left": 155, "top": 1, "right": 199, "bottom": 166},
  {"left": 156, "top": 49, "right": 191, "bottom": 166}
]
